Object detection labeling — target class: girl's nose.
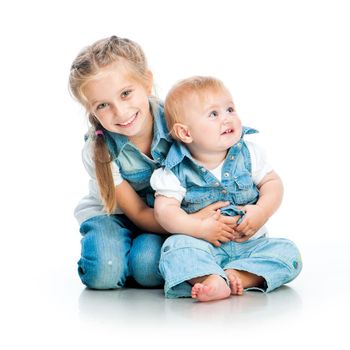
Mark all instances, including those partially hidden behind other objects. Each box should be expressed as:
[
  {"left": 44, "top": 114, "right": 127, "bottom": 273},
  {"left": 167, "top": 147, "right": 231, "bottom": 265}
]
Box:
[{"left": 111, "top": 102, "right": 125, "bottom": 117}]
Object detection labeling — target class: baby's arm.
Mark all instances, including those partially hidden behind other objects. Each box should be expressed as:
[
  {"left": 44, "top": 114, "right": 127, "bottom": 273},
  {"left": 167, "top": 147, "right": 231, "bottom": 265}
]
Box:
[
  {"left": 235, "top": 170, "right": 283, "bottom": 241},
  {"left": 154, "top": 195, "right": 234, "bottom": 247}
]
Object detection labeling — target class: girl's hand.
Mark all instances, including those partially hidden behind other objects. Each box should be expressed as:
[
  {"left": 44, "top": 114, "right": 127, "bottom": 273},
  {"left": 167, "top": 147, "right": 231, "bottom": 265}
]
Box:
[
  {"left": 192, "top": 201, "right": 239, "bottom": 226},
  {"left": 234, "top": 205, "right": 268, "bottom": 242},
  {"left": 198, "top": 210, "right": 235, "bottom": 247},
  {"left": 191, "top": 201, "right": 230, "bottom": 219}
]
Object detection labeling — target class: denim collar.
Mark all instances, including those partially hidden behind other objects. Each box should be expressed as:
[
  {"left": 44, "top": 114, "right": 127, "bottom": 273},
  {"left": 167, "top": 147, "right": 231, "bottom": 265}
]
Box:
[
  {"left": 164, "top": 126, "right": 258, "bottom": 169},
  {"left": 103, "top": 98, "right": 172, "bottom": 159}
]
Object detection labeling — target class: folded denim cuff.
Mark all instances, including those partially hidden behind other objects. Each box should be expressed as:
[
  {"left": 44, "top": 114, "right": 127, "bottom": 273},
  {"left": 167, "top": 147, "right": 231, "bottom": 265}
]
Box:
[
  {"left": 160, "top": 246, "right": 228, "bottom": 298},
  {"left": 224, "top": 258, "right": 294, "bottom": 293}
]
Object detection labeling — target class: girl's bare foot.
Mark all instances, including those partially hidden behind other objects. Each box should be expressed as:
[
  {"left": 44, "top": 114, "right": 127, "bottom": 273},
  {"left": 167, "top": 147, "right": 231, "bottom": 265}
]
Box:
[
  {"left": 191, "top": 275, "right": 231, "bottom": 302},
  {"left": 225, "top": 269, "right": 244, "bottom": 295}
]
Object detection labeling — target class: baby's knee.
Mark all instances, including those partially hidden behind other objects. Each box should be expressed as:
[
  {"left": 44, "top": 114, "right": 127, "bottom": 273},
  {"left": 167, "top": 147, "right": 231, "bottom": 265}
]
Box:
[
  {"left": 271, "top": 238, "right": 303, "bottom": 281},
  {"left": 282, "top": 239, "right": 302, "bottom": 270}
]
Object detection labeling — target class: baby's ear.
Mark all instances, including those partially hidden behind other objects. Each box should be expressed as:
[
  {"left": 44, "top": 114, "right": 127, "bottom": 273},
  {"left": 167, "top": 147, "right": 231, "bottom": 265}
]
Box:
[{"left": 172, "top": 123, "right": 193, "bottom": 143}]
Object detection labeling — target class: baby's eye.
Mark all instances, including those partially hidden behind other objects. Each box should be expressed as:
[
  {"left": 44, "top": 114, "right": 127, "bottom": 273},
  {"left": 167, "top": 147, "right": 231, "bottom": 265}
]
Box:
[
  {"left": 209, "top": 111, "right": 218, "bottom": 118},
  {"left": 227, "top": 106, "right": 235, "bottom": 113},
  {"left": 96, "top": 102, "right": 109, "bottom": 110},
  {"left": 121, "top": 90, "right": 132, "bottom": 98}
]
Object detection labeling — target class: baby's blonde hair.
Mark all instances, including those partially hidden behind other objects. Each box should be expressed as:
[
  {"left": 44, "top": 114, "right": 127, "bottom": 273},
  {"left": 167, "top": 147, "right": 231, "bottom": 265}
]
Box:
[
  {"left": 164, "top": 76, "right": 226, "bottom": 140},
  {"left": 69, "top": 36, "right": 152, "bottom": 214}
]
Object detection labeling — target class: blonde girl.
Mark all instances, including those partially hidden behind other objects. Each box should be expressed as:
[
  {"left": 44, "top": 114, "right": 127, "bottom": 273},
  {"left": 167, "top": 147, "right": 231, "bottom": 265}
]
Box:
[{"left": 69, "top": 36, "right": 237, "bottom": 289}]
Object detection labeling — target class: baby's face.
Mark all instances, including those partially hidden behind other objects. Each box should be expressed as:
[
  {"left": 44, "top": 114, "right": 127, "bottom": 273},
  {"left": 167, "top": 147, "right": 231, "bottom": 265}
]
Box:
[{"left": 182, "top": 87, "right": 242, "bottom": 154}]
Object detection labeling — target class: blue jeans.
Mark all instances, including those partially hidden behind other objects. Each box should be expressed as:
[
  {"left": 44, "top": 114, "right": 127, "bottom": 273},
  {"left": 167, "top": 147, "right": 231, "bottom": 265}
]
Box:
[
  {"left": 78, "top": 214, "right": 165, "bottom": 289},
  {"left": 159, "top": 235, "right": 302, "bottom": 298}
]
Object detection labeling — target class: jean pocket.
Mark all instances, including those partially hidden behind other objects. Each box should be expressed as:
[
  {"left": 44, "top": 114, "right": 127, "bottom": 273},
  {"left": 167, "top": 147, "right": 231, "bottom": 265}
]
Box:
[{"left": 233, "top": 174, "right": 258, "bottom": 204}]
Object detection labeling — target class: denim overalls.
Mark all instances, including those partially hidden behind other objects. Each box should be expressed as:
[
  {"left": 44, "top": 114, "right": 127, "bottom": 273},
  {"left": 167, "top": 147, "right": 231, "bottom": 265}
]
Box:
[
  {"left": 77, "top": 99, "right": 173, "bottom": 289},
  {"left": 158, "top": 127, "right": 302, "bottom": 298}
]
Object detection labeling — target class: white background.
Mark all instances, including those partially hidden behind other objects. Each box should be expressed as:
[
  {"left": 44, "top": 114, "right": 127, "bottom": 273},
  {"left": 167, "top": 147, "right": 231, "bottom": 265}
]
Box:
[{"left": 1, "top": 0, "right": 349, "bottom": 349}]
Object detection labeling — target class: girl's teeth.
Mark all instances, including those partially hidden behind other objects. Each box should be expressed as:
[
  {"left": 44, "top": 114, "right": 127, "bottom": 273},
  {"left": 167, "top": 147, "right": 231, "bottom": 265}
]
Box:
[{"left": 119, "top": 113, "right": 137, "bottom": 126}]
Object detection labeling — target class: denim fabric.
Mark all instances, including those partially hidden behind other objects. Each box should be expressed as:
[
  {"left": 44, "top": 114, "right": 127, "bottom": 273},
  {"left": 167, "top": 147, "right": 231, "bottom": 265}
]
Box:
[
  {"left": 161, "top": 127, "right": 259, "bottom": 218},
  {"left": 78, "top": 99, "right": 172, "bottom": 289},
  {"left": 78, "top": 215, "right": 165, "bottom": 289},
  {"left": 159, "top": 234, "right": 302, "bottom": 298},
  {"left": 104, "top": 98, "right": 172, "bottom": 207}
]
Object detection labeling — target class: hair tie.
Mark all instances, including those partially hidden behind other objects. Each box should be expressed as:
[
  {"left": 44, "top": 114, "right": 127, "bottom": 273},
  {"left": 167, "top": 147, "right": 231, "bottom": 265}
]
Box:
[{"left": 95, "top": 130, "right": 104, "bottom": 137}]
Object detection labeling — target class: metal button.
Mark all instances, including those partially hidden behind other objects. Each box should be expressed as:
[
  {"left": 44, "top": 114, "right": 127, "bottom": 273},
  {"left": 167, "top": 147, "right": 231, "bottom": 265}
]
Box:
[
  {"left": 221, "top": 189, "right": 227, "bottom": 194},
  {"left": 201, "top": 167, "right": 206, "bottom": 172},
  {"left": 224, "top": 172, "right": 229, "bottom": 177},
  {"left": 230, "top": 156, "right": 235, "bottom": 160},
  {"left": 214, "top": 182, "right": 220, "bottom": 186}
]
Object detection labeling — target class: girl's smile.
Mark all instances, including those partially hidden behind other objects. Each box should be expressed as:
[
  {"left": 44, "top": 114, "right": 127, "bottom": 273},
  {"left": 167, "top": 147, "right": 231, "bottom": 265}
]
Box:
[{"left": 116, "top": 111, "right": 139, "bottom": 127}]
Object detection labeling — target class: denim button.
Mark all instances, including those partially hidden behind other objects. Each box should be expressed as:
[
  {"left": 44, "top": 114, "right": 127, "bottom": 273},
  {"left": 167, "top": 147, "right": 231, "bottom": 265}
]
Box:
[
  {"left": 163, "top": 246, "right": 170, "bottom": 252},
  {"left": 293, "top": 261, "right": 299, "bottom": 269}
]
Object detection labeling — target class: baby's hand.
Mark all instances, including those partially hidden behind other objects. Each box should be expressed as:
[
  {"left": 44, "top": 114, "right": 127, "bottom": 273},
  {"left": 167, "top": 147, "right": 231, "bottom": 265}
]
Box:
[
  {"left": 199, "top": 210, "right": 235, "bottom": 247},
  {"left": 234, "top": 205, "right": 268, "bottom": 242}
]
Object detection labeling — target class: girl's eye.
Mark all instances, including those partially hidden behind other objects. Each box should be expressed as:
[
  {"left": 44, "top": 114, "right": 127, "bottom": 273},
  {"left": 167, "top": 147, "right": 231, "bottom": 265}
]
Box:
[
  {"left": 121, "top": 90, "right": 132, "bottom": 98},
  {"left": 96, "top": 102, "right": 109, "bottom": 110},
  {"left": 209, "top": 111, "right": 218, "bottom": 118},
  {"left": 227, "top": 106, "right": 235, "bottom": 113}
]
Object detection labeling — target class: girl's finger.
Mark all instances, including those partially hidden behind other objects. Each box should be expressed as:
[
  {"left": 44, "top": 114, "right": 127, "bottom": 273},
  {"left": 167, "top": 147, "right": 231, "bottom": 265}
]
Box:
[{"left": 206, "top": 201, "right": 230, "bottom": 211}]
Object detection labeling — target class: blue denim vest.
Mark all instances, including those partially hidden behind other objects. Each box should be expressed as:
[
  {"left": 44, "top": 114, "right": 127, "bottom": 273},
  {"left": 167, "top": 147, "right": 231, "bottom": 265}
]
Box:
[
  {"left": 103, "top": 98, "right": 173, "bottom": 206},
  {"left": 162, "top": 127, "right": 259, "bottom": 217}
]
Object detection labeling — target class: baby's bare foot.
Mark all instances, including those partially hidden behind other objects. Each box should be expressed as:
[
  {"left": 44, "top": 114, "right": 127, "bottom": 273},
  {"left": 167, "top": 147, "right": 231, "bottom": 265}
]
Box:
[
  {"left": 191, "top": 275, "right": 231, "bottom": 302},
  {"left": 225, "top": 269, "right": 244, "bottom": 295}
]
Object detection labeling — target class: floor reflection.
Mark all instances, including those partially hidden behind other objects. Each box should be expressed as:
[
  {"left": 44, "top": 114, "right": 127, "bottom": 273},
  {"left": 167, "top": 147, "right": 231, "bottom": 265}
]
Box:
[{"left": 79, "top": 285, "right": 302, "bottom": 328}]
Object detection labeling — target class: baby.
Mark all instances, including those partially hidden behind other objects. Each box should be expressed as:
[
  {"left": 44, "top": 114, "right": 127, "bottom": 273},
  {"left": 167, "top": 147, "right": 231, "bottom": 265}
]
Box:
[{"left": 151, "top": 76, "right": 302, "bottom": 301}]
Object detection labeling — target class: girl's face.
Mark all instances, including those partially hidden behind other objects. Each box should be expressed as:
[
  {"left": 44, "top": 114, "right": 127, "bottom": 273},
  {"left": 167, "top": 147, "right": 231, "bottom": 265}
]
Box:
[{"left": 83, "top": 63, "right": 153, "bottom": 138}]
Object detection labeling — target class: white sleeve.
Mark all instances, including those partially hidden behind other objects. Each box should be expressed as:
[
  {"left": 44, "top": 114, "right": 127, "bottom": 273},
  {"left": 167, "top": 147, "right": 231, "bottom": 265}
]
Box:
[
  {"left": 246, "top": 141, "right": 273, "bottom": 185},
  {"left": 82, "top": 138, "right": 123, "bottom": 186},
  {"left": 150, "top": 168, "right": 186, "bottom": 203}
]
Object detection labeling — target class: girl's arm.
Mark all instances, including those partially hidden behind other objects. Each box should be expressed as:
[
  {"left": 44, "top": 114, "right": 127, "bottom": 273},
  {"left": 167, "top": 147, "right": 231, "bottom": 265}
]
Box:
[
  {"left": 235, "top": 170, "right": 283, "bottom": 241},
  {"left": 115, "top": 180, "right": 166, "bottom": 234},
  {"left": 154, "top": 195, "right": 235, "bottom": 247},
  {"left": 115, "top": 181, "right": 240, "bottom": 236}
]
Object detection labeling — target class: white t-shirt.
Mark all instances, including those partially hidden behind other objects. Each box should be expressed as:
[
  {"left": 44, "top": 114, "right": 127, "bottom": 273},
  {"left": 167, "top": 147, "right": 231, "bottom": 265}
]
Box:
[
  {"left": 150, "top": 141, "right": 272, "bottom": 239},
  {"left": 74, "top": 139, "right": 124, "bottom": 225}
]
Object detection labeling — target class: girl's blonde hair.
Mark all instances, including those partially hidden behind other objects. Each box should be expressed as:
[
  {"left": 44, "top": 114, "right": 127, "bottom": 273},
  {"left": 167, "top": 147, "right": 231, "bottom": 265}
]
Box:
[
  {"left": 164, "top": 76, "right": 226, "bottom": 139},
  {"left": 69, "top": 35, "right": 151, "bottom": 214}
]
